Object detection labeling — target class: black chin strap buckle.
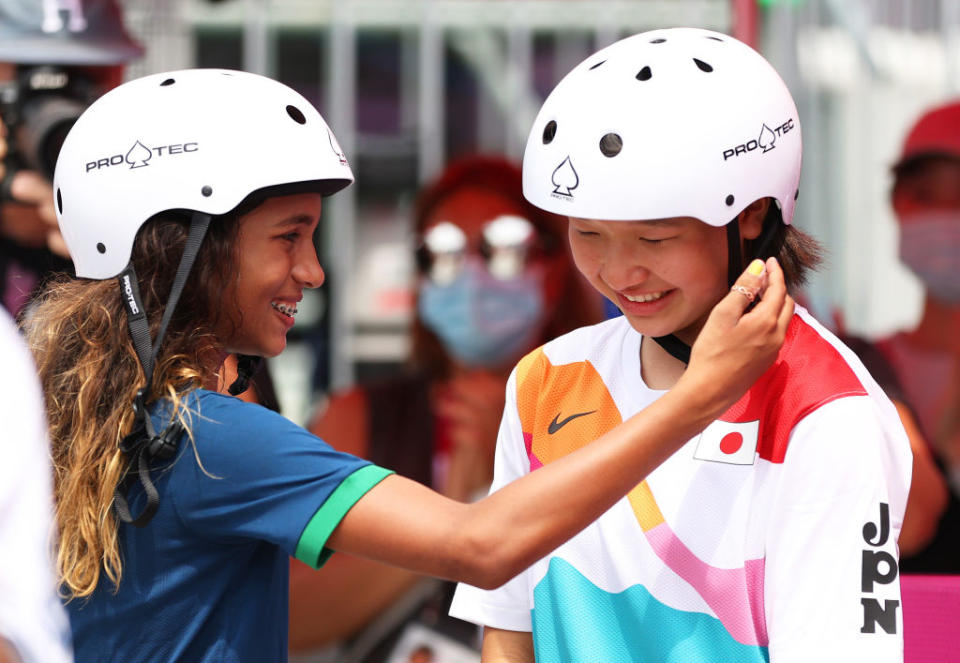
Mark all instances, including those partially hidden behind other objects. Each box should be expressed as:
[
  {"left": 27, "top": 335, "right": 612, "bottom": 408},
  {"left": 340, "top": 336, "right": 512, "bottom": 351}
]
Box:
[
  {"left": 146, "top": 419, "right": 184, "bottom": 461},
  {"left": 119, "top": 388, "right": 149, "bottom": 455},
  {"left": 114, "top": 386, "right": 184, "bottom": 527},
  {"left": 228, "top": 354, "right": 262, "bottom": 396}
]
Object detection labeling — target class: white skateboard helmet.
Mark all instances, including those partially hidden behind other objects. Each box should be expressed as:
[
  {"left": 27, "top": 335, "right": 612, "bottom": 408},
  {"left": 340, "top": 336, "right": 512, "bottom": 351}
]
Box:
[
  {"left": 522, "top": 27, "right": 801, "bottom": 227},
  {"left": 53, "top": 68, "right": 354, "bottom": 279}
]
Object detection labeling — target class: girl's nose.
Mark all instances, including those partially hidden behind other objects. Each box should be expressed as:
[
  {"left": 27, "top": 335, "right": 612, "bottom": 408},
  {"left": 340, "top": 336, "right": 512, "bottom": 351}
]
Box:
[
  {"left": 600, "top": 243, "right": 651, "bottom": 292},
  {"left": 293, "top": 246, "right": 325, "bottom": 289}
]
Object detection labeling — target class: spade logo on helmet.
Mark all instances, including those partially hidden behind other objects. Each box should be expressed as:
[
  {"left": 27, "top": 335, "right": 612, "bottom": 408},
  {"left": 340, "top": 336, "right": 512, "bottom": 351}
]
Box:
[
  {"left": 85, "top": 141, "right": 199, "bottom": 173},
  {"left": 126, "top": 141, "right": 152, "bottom": 169},
  {"left": 550, "top": 156, "right": 579, "bottom": 199},
  {"left": 758, "top": 124, "right": 777, "bottom": 153},
  {"left": 722, "top": 118, "right": 795, "bottom": 162},
  {"left": 328, "top": 129, "right": 348, "bottom": 166}
]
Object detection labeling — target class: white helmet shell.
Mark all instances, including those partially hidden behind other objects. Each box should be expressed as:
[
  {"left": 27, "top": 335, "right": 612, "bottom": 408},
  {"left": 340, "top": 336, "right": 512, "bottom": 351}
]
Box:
[
  {"left": 522, "top": 28, "right": 801, "bottom": 227},
  {"left": 53, "top": 69, "right": 354, "bottom": 279}
]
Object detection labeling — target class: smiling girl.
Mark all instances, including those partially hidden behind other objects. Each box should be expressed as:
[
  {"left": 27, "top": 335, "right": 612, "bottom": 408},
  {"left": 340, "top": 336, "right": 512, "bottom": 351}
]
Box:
[
  {"left": 450, "top": 28, "right": 912, "bottom": 662},
  {"left": 27, "top": 68, "right": 790, "bottom": 662}
]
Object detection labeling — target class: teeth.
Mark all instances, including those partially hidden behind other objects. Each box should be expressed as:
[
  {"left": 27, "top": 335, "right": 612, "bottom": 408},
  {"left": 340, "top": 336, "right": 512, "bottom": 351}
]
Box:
[
  {"left": 623, "top": 291, "right": 666, "bottom": 303},
  {"left": 271, "top": 301, "right": 298, "bottom": 317}
]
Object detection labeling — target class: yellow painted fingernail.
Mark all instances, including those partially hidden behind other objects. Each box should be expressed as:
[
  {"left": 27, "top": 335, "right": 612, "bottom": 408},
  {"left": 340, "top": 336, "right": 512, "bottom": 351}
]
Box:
[{"left": 747, "top": 259, "right": 765, "bottom": 276}]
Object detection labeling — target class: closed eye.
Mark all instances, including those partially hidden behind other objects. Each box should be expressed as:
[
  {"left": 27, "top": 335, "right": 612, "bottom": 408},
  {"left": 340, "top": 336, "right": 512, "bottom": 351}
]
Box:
[{"left": 640, "top": 236, "right": 676, "bottom": 245}]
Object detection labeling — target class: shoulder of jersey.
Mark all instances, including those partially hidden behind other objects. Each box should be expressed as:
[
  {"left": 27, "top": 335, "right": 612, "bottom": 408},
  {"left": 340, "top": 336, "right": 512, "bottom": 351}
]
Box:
[{"left": 726, "top": 309, "right": 869, "bottom": 463}]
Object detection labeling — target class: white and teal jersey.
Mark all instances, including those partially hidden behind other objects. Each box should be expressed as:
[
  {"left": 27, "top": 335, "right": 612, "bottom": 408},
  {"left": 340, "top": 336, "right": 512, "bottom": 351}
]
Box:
[{"left": 451, "top": 309, "right": 911, "bottom": 662}]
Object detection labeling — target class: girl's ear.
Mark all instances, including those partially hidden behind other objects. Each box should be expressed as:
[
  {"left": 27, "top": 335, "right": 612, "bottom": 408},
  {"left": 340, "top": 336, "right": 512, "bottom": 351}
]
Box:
[{"left": 737, "top": 198, "right": 770, "bottom": 240}]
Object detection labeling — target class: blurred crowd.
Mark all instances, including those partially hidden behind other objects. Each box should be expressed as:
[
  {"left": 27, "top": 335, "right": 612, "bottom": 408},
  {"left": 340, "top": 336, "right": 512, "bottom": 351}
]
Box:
[{"left": 2, "top": 3, "right": 960, "bottom": 663}]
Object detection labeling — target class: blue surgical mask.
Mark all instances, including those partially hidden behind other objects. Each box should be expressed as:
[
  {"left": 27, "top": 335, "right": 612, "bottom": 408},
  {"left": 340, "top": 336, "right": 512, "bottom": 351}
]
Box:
[
  {"left": 418, "top": 258, "right": 545, "bottom": 368},
  {"left": 899, "top": 213, "right": 960, "bottom": 303}
]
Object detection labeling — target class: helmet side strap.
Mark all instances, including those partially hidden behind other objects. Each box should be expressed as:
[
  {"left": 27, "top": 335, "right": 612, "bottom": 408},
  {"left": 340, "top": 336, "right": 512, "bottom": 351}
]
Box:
[{"left": 113, "top": 211, "right": 211, "bottom": 527}]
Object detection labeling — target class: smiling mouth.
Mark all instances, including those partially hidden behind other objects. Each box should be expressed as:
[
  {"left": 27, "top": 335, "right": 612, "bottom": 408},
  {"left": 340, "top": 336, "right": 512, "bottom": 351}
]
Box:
[
  {"left": 271, "top": 301, "right": 298, "bottom": 318},
  {"left": 622, "top": 290, "right": 668, "bottom": 303}
]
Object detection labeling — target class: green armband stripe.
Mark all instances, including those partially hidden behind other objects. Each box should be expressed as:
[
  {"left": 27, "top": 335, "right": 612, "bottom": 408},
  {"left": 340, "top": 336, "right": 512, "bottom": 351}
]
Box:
[{"left": 294, "top": 464, "right": 394, "bottom": 569}]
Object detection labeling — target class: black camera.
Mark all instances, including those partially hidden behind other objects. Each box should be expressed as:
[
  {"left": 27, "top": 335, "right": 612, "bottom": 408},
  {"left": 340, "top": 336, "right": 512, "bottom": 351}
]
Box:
[{"left": 0, "top": 65, "right": 97, "bottom": 190}]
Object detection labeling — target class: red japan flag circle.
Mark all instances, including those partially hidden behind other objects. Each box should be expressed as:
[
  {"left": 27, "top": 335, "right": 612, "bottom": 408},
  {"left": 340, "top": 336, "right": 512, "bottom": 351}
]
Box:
[{"left": 693, "top": 420, "right": 760, "bottom": 465}]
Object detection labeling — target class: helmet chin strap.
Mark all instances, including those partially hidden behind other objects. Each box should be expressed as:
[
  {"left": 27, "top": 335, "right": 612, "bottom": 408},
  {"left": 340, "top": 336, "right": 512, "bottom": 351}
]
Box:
[
  {"left": 114, "top": 211, "right": 211, "bottom": 527},
  {"left": 650, "top": 220, "right": 744, "bottom": 365},
  {"left": 651, "top": 211, "right": 783, "bottom": 365},
  {"left": 228, "top": 354, "right": 262, "bottom": 395}
]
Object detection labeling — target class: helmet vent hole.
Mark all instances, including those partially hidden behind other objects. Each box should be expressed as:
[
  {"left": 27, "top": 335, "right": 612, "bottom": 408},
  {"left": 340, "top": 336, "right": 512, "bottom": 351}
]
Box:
[
  {"left": 96, "top": 242, "right": 106, "bottom": 254},
  {"left": 160, "top": 78, "right": 175, "bottom": 86},
  {"left": 650, "top": 38, "right": 666, "bottom": 44},
  {"left": 725, "top": 194, "right": 735, "bottom": 206},
  {"left": 636, "top": 66, "right": 652, "bottom": 81},
  {"left": 589, "top": 60, "right": 606, "bottom": 70},
  {"left": 542, "top": 120, "right": 557, "bottom": 144},
  {"left": 286, "top": 105, "right": 307, "bottom": 125},
  {"left": 694, "top": 58, "right": 713, "bottom": 73},
  {"left": 599, "top": 133, "right": 622, "bottom": 157},
  {"left": 201, "top": 185, "right": 213, "bottom": 197},
  {"left": 794, "top": 189, "right": 799, "bottom": 200},
  {"left": 706, "top": 36, "right": 724, "bottom": 42},
  {"left": 56, "top": 188, "right": 63, "bottom": 214}
]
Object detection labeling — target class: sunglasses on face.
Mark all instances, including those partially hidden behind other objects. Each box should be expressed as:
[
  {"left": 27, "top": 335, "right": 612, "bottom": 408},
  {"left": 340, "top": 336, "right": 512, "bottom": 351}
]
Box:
[{"left": 415, "top": 215, "right": 558, "bottom": 285}]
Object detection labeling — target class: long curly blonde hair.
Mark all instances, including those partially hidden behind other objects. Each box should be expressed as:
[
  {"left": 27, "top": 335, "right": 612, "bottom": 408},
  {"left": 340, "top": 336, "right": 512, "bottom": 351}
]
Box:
[{"left": 23, "top": 212, "right": 241, "bottom": 599}]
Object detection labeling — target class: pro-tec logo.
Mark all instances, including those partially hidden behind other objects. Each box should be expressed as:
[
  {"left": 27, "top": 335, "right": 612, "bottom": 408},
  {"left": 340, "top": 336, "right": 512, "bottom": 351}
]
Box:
[
  {"left": 722, "top": 118, "right": 795, "bottom": 161},
  {"left": 693, "top": 419, "right": 759, "bottom": 465},
  {"left": 85, "top": 141, "right": 199, "bottom": 173},
  {"left": 121, "top": 274, "right": 139, "bottom": 316},
  {"left": 550, "top": 156, "right": 579, "bottom": 200}
]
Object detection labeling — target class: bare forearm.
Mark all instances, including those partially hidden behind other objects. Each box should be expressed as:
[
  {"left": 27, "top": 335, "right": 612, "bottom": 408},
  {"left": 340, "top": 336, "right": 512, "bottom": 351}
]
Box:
[
  {"left": 331, "top": 376, "right": 722, "bottom": 586},
  {"left": 329, "top": 259, "right": 791, "bottom": 586},
  {"left": 453, "top": 375, "right": 722, "bottom": 587},
  {"left": 482, "top": 627, "right": 535, "bottom": 662},
  {"left": 0, "top": 638, "right": 21, "bottom": 663}
]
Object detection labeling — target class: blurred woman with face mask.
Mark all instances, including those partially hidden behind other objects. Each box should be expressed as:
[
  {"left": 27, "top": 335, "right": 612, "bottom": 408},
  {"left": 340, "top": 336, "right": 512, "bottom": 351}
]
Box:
[
  {"left": 868, "top": 100, "right": 960, "bottom": 572},
  {"left": 290, "top": 156, "right": 604, "bottom": 660}
]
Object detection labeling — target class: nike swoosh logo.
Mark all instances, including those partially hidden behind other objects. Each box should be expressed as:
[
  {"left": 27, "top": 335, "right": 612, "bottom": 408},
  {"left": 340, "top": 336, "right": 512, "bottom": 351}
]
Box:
[{"left": 548, "top": 410, "right": 596, "bottom": 434}]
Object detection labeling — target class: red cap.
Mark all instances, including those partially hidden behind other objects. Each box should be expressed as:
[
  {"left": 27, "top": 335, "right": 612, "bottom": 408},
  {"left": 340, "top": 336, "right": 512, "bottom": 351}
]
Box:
[{"left": 894, "top": 99, "right": 960, "bottom": 172}]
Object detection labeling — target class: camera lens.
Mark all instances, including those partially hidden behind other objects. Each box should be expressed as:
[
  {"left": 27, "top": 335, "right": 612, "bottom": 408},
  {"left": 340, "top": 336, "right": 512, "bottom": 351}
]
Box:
[{"left": 18, "top": 95, "right": 85, "bottom": 180}]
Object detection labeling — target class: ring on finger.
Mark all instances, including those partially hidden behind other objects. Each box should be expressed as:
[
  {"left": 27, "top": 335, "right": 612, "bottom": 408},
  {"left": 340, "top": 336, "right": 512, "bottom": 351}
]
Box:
[{"left": 730, "top": 284, "right": 756, "bottom": 302}]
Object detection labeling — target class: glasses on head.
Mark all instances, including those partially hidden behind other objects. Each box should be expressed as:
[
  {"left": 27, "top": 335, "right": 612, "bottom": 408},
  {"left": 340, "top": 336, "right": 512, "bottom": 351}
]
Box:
[{"left": 415, "top": 215, "right": 557, "bottom": 285}]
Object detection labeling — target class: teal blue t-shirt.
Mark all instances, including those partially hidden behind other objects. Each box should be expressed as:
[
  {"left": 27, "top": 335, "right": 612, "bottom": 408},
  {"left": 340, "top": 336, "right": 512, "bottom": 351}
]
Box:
[{"left": 67, "top": 390, "right": 392, "bottom": 662}]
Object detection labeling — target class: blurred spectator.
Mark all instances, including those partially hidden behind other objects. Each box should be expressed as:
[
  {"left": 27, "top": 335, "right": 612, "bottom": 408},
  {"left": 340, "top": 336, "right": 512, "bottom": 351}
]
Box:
[
  {"left": 869, "top": 100, "right": 960, "bottom": 571},
  {"left": 838, "top": 334, "right": 948, "bottom": 560},
  {"left": 289, "top": 155, "right": 603, "bottom": 661},
  {"left": 0, "top": 0, "right": 141, "bottom": 316},
  {"left": 0, "top": 306, "right": 72, "bottom": 663}
]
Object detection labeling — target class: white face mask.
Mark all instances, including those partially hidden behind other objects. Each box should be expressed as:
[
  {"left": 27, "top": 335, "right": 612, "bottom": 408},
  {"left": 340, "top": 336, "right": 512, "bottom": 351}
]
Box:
[{"left": 899, "top": 212, "right": 960, "bottom": 303}]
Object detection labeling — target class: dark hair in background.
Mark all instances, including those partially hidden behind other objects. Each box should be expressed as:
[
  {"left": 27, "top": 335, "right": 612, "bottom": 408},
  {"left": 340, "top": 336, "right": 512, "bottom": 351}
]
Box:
[{"left": 409, "top": 154, "right": 601, "bottom": 377}]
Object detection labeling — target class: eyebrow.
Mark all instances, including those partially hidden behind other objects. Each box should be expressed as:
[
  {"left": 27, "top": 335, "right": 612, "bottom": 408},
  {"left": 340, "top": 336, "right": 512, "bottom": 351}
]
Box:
[
  {"left": 571, "top": 216, "right": 684, "bottom": 228},
  {"left": 628, "top": 218, "right": 683, "bottom": 228},
  {"left": 275, "top": 214, "right": 316, "bottom": 228}
]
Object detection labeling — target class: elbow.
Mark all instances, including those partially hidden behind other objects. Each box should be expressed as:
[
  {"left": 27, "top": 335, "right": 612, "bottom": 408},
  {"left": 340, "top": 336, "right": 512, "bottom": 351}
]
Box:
[{"left": 451, "top": 531, "right": 527, "bottom": 590}]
